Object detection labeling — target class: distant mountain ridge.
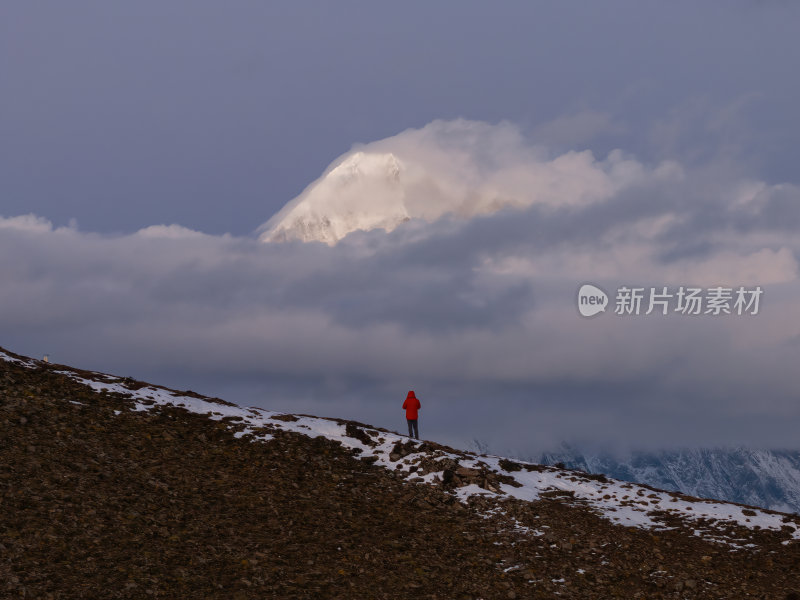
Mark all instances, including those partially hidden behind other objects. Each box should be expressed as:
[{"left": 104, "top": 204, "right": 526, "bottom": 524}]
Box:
[{"left": 538, "top": 446, "right": 800, "bottom": 514}]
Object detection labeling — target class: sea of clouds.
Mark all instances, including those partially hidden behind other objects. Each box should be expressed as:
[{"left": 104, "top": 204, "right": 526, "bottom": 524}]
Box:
[{"left": 2, "top": 119, "right": 799, "bottom": 453}]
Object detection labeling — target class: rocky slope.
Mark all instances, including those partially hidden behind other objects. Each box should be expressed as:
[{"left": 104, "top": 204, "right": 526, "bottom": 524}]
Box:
[{"left": 2, "top": 346, "right": 800, "bottom": 599}]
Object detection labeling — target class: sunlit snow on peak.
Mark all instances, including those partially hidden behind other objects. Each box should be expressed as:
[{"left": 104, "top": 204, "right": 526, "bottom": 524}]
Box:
[
  {"left": 258, "top": 119, "right": 680, "bottom": 245},
  {"left": 326, "top": 151, "right": 403, "bottom": 185},
  {"left": 258, "top": 151, "right": 411, "bottom": 245}
]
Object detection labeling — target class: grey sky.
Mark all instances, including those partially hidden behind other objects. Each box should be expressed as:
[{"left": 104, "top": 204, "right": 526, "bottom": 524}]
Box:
[
  {"left": 2, "top": 2, "right": 800, "bottom": 455},
  {"left": 3, "top": 2, "right": 800, "bottom": 235}
]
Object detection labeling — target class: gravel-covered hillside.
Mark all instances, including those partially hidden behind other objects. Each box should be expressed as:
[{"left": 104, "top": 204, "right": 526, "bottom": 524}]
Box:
[{"left": 3, "top": 347, "right": 800, "bottom": 599}]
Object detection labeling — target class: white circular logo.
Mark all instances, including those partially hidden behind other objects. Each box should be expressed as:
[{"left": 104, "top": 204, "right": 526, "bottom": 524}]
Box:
[{"left": 577, "top": 283, "right": 608, "bottom": 317}]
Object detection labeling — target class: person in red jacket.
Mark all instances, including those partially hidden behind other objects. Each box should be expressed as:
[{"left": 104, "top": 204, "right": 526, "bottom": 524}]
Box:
[{"left": 402, "top": 390, "right": 421, "bottom": 439}]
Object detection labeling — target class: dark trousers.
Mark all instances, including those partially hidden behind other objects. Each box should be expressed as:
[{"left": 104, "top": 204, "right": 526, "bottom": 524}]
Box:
[{"left": 407, "top": 419, "right": 419, "bottom": 439}]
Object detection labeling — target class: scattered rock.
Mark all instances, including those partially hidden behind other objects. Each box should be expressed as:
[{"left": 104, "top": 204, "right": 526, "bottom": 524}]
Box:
[{"left": 344, "top": 423, "right": 377, "bottom": 447}]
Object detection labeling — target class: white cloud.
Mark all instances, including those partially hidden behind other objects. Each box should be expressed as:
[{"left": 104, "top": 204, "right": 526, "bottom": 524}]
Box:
[
  {"left": 3, "top": 119, "right": 800, "bottom": 450},
  {"left": 0, "top": 214, "right": 56, "bottom": 233},
  {"left": 134, "top": 224, "right": 211, "bottom": 239},
  {"left": 258, "top": 120, "right": 682, "bottom": 244}
]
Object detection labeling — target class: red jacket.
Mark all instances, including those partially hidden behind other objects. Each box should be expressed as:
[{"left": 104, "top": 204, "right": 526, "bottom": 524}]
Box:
[{"left": 402, "top": 390, "right": 421, "bottom": 420}]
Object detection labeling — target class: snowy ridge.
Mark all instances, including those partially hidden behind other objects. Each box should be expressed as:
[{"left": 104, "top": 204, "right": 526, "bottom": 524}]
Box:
[{"left": 5, "top": 349, "right": 799, "bottom": 550}]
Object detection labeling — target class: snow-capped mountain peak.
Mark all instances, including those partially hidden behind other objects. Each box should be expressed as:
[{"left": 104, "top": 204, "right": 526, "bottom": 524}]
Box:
[
  {"left": 258, "top": 151, "right": 410, "bottom": 245},
  {"left": 256, "top": 120, "right": 667, "bottom": 245}
]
